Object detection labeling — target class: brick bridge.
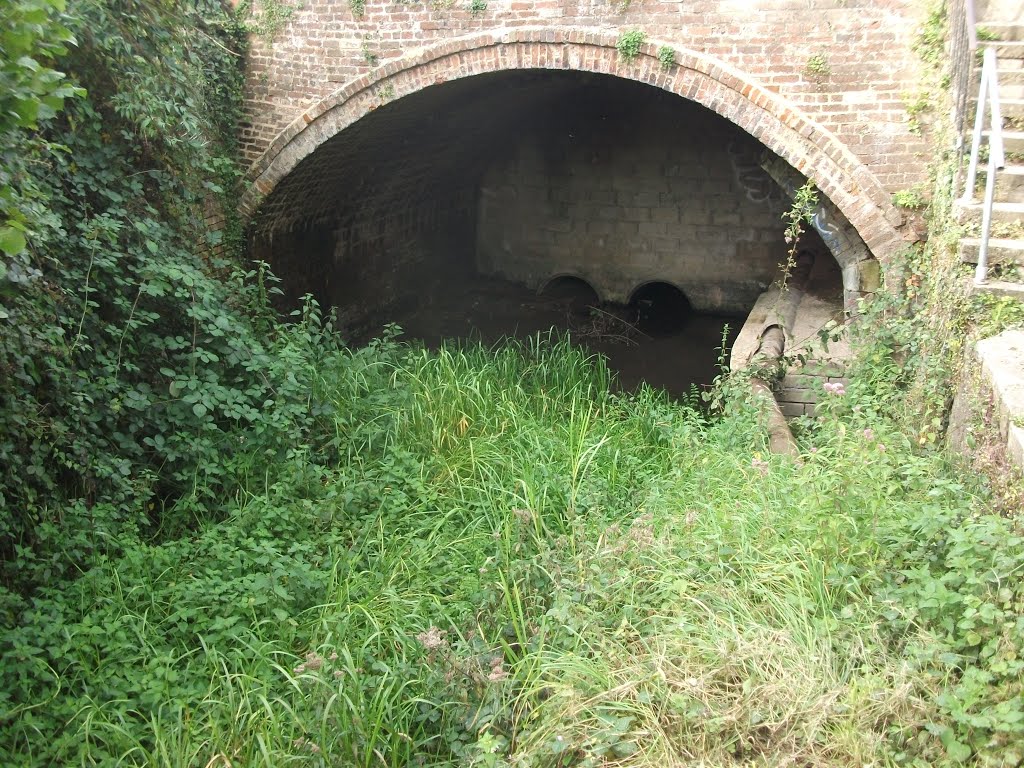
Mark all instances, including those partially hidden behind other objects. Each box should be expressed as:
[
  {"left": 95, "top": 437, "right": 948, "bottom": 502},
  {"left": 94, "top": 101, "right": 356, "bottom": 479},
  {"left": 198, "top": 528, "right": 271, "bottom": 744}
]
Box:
[{"left": 238, "top": 0, "right": 931, "bottom": 323}]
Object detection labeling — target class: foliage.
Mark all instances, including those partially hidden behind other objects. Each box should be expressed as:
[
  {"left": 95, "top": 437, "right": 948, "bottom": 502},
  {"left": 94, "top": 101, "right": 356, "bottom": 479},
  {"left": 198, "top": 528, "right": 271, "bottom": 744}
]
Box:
[
  {"left": 350, "top": 0, "right": 366, "bottom": 19},
  {"left": 777, "top": 179, "right": 818, "bottom": 291},
  {"left": 362, "top": 38, "right": 379, "bottom": 66},
  {"left": 616, "top": 30, "right": 647, "bottom": 62},
  {"left": 470, "top": 0, "right": 488, "bottom": 13},
  {"left": 903, "top": 90, "right": 933, "bottom": 134},
  {"left": 893, "top": 183, "right": 929, "bottom": 209},
  {"left": 1, "top": 1, "right": 1023, "bottom": 766},
  {"left": 656, "top": 45, "right": 675, "bottom": 70},
  {"left": 0, "top": 0, "right": 85, "bottom": 258},
  {"left": 914, "top": 1, "right": 948, "bottom": 70},
  {"left": 3, "top": 330, "right": 1020, "bottom": 765},
  {"left": 803, "top": 51, "right": 830, "bottom": 79},
  {"left": 0, "top": 0, "right": 336, "bottom": 606},
  {"left": 236, "top": 0, "right": 296, "bottom": 41}
]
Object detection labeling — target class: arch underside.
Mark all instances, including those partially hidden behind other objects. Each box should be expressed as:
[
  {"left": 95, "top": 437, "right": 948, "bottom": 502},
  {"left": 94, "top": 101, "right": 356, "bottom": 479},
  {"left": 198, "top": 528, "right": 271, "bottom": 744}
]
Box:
[{"left": 243, "top": 28, "right": 908, "bottom": 314}]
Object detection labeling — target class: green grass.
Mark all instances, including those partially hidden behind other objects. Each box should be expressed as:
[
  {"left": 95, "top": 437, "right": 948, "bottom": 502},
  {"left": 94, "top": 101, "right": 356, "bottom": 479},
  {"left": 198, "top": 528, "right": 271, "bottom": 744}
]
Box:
[{"left": 2, "top": 332, "right": 1022, "bottom": 766}]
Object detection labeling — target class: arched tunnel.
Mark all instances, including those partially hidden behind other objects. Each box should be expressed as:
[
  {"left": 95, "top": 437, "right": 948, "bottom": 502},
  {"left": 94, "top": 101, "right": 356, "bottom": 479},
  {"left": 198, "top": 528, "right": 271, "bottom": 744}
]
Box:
[{"left": 249, "top": 69, "right": 847, "bottom": 395}]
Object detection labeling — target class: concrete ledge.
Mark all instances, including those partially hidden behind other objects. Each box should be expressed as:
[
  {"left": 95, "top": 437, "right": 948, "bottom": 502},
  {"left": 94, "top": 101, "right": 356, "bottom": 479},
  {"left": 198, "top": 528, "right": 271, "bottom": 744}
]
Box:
[{"left": 976, "top": 329, "right": 1024, "bottom": 467}]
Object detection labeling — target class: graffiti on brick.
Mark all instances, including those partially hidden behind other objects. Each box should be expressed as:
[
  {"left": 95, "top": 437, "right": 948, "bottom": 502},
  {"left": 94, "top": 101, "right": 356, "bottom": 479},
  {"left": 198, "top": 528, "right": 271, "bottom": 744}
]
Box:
[{"left": 727, "top": 139, "right": 781, "bottom": 204}]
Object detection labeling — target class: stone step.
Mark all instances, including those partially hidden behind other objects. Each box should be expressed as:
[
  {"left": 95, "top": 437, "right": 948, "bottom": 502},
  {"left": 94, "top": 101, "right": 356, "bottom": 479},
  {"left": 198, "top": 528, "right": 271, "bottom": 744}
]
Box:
[
  {"left": 960, "top": 236, "right": 1024, "bottom": 264},
  {"left": 972, "top": 279, "right": 1024, "bottom": 300},
  {"left": 987, "top": 41, "right": 1024, "bottom": 60},
  {"left": 980, "top": 22, "right": 1024, "bottom": 41},
  {"left": 955, "top": 198, "right": 1024, "bottom": 224},
  {"left": 976, "top": 129, "right": 1024, "bottom": 154},
  {"left": 975, "top": 164, "right": 1024, "bottom": 199},
  {"left": 970, "top": 97, "right": 1024, "bottom": 121}
]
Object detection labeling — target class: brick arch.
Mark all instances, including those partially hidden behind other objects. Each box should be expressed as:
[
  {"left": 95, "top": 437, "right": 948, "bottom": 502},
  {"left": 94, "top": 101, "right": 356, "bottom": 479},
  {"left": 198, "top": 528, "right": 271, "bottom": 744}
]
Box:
[{"left": 240, "top": 26, "right": 906, "bottom": 266}]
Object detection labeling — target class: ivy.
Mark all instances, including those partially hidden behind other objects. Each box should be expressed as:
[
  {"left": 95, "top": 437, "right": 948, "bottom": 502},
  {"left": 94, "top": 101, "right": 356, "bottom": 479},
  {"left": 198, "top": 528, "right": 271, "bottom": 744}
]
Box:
[
  {"left": 0, "top": 0, "right": 337, "bottom": 604},
  {"left": 0, "top": 0, "right": 85, "bottom": 258}
]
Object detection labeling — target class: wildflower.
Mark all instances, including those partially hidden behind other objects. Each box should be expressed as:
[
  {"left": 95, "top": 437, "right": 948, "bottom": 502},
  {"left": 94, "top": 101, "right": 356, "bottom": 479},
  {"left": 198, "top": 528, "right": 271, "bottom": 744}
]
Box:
[
  {"left": 751, "top": 457, "right": 770, "bottom": 476},
  {"left": 488, "top": 656, "right": 508, "bottom": 682},
  {"left": 823, "top": 381, "right": 846, "bottom": 395},
  {"left": 329, "top": 652, "right": 338, "bottom": 661},
  {"left": 878, "top": 443, "right": 886, "bottom": 452},
  {"left": 862, "top": 428, "right": 875, "bottom": 440},
  {"left": 304, "top": 651, "right": 324, "bottom": 672},
  {"left": 512, "top": 508, "right": 534, "bottom": 524},
  {"left": 417, "top": 626, "right": 448, "bottom": 651},
  {"left": 334, "top": 670, "right": 344, "bottom": 678}
]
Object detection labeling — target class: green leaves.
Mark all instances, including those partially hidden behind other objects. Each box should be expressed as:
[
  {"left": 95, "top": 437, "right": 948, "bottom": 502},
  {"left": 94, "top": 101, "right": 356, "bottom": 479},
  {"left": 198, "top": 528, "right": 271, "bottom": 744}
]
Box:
[{"left": 0, "top": 226, "right": 27, "bottom": 256}]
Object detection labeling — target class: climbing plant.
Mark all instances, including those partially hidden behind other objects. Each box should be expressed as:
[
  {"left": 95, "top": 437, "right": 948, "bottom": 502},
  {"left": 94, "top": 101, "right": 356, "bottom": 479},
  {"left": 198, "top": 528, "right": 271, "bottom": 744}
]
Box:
[{"left": 0, "top": 0, "right": 336, "bottom": 604}]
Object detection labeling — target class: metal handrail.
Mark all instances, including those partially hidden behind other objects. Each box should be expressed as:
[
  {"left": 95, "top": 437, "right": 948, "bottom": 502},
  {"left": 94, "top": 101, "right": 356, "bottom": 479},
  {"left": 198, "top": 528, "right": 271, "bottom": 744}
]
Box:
[{"left": 962, "top": 46, "right": 1006, "bottom": 284}]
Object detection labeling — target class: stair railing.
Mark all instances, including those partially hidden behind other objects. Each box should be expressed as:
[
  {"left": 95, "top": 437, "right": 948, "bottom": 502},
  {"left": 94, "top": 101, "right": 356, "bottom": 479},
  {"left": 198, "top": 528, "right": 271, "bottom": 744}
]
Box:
[{"left": 962, "top": 45, "right": 1006, "bottom": 284}]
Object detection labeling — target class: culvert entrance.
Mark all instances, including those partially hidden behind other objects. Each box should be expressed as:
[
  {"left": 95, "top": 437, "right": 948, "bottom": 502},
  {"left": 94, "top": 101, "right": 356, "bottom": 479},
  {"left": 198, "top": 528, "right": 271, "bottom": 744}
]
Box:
[{"left": 249, "top": 69, "right": 851, "bottom": 396}]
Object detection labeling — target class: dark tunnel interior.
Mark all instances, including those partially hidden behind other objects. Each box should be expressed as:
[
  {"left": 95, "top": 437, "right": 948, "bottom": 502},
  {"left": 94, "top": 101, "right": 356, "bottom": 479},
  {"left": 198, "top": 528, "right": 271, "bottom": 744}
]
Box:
[{"left": 248, "top": 69, "right": 845, "bottom": 395}]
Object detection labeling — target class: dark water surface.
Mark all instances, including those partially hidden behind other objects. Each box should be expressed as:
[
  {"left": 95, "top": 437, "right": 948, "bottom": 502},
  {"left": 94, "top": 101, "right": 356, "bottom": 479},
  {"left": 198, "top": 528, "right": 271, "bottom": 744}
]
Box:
[{"left": 353, "top": 275, "right": 740, "bottom": 398}]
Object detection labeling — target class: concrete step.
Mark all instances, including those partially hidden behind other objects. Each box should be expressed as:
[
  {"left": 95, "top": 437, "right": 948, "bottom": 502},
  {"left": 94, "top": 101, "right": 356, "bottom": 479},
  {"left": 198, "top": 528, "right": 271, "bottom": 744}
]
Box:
[
  {"left": 978, "top": 22, "right": 1024, "bottom": 41},
  {"left": 955, "top": 198, "right": 1024, "bottom": 224},
  {"left": 976, "top": 129, "right": 1024, "bottom": 154},
  {"left": 972, "top": 279, "right": 1024, "bottom": 300},
  {"left": 960, "top": 236, "right": 1024, "bottom": 264},
  {"left": 975, "top": 329, "right": 1024, "bottom": 467},
  {"left": 970, "top": 97, "right": 1024, "bottom": 122},
  {"left": 987, "top": 41, "right": 1024, "bottom": 60},
  {"left": 975, "top": 164, "right": 1024, "bottom": 200}
]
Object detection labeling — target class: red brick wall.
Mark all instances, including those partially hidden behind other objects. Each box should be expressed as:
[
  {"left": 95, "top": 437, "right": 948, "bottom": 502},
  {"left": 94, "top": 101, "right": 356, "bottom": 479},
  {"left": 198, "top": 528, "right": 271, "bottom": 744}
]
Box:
[{"left": 240, "top": 0, "right": 930, "bottom": 203}]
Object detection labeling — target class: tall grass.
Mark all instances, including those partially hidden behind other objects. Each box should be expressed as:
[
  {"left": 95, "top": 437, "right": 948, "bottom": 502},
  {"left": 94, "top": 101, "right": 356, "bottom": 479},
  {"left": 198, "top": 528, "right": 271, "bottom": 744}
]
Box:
[{"left": 1, "top": 332, "right": 1014, "bottom": 766}]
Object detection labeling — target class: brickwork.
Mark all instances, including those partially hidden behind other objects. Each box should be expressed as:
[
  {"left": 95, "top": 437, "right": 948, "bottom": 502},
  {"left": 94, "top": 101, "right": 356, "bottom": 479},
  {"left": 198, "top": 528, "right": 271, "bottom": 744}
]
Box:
[
  {"left": 777, "top": 363, "right": 848, "bottom": 418},
  {"left": 242, "top": 0, "right": 929, "bottom": 189},
  {"left": 240, "top": 21, "right": 927, "bottom": 272},
  {"left": 475, "top": 86, "right": 790, "bottom": 311}
]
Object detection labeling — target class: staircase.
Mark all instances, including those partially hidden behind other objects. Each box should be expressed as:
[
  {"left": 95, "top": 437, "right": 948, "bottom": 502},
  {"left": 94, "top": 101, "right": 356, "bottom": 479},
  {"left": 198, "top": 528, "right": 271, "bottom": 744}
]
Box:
[
  {"left": 957, "top": 16, "right": 1024, "bottom": 296},
  {"left": 950, "top": 2, "right": 1024, "bottom": 469}
]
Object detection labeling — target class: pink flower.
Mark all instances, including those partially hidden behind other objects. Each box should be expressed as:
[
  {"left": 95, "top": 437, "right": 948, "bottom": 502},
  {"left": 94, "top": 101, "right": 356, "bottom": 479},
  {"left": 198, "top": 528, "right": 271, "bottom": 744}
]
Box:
[
  {"left": 878, "top": 443, "right": 886, "bottom": 452},
  {"left": 751, "top": 457, "right": 770, "bottom": 476},
  {"left": 863, "top": 428, "right": 875, "bottom": 440},
  {"left": 823, "top": 381, "right": 846, "bottom": 395}
]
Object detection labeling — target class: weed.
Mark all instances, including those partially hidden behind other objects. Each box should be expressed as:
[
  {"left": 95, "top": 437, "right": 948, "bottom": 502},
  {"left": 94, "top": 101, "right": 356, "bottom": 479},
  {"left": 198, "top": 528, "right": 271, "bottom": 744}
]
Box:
[
  {"left": 616, "top": 29, "right": 647, "bottom": 62},
  {"left": 892, "top": 184, "right": 928, "bottom": 209},
  {"left": 803, "top": 51, "right": 830, "bottom": 79},
  {"left": 237, "top": 0, "right": 296, "bottom": 41},
  {"left": 913, "top": 1, "right": 947, "bottom": 69},
  {"left": 657, "top": 45, "right": 675, "bottom": 70},
  {"left": 903, "top": 90, "right": 932, "bottom": 134},
  {"left": 470, "top": 0, "right": 487, "bottom": 13},
  {"left": 350, "top": 0, "right": 365, "bottom": 18},
  {"left": 362, "top": 38, "right": 379, "bottom": 66}
]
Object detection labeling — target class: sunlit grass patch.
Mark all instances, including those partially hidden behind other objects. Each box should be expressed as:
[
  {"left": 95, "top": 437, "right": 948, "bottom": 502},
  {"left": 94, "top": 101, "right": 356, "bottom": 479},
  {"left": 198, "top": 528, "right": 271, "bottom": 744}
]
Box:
[{"left": 3, "top": 333, "right": 1020, "bottom": 766}]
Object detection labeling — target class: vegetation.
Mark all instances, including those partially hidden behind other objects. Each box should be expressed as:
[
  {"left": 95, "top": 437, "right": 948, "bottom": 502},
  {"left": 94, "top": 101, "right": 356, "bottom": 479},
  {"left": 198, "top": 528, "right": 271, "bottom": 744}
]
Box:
[
  {"left": 1, "top": 0, "right": 1023, "bottom": 767},
  {"left": 615, "top": 30, "right": 647, "bottom": 62},
  {"left": 803, "top": 51, "right": 831, "bottom": 80},
  {"left": 892, "top": 184, "right": 929, "bottom": 210},
  {"left": 656, "top": 45, "right": 675, "bottom": 70}
]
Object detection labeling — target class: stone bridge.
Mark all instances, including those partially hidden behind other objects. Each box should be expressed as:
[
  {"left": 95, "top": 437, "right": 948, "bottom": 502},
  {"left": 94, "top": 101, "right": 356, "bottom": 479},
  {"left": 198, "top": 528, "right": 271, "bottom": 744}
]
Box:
[{"left": 238, "top": 0, "right": 931, "bottom": 322}]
